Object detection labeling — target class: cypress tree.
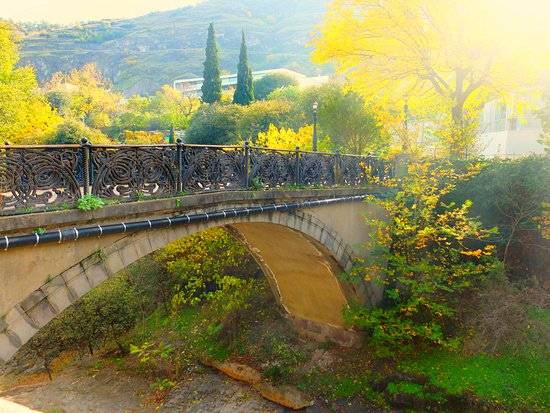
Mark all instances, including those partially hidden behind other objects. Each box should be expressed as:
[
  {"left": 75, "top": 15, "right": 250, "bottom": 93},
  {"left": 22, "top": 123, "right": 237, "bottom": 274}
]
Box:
[
  {"left": 233, "top": 31, "right": 254, "bottom": 105},
  {"left": 201, "top": 23, "right": 222, "bottom": 103}
]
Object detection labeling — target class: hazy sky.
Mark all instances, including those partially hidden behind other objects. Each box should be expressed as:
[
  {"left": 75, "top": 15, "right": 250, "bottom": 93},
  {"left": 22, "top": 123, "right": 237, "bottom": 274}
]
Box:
[{"left": 2, "top": 0, "right": 201, "bottom": 24}]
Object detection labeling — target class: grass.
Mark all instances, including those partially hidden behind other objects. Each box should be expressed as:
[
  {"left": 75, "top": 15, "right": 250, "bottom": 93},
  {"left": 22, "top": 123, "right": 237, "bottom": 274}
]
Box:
[
  {"left": 399, "top": 349, "right": 550, "bottom": 412},
  {"left": 298, "top": 372, "right": 387, "bottom": 407},
  {"left": 129, "top": 303, "right": 232, "bottom": 364},
  {"left": 386, "top": 381, "right": 446, "bottom": 404}
]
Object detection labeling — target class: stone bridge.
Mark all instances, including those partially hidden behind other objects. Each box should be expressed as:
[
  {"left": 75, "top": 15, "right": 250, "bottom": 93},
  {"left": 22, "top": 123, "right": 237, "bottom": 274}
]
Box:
[{"left": 0, "top": 143, "right": 392, "bottom": 362}]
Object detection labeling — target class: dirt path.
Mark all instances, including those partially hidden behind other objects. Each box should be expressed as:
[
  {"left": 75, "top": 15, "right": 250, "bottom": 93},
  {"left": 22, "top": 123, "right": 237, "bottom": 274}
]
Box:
[
  {"left": 0, "top": 355, "right": 287, "bottom": 413},
  {"left": 0, "top": 360, "right": 152, "bottom": 413}
]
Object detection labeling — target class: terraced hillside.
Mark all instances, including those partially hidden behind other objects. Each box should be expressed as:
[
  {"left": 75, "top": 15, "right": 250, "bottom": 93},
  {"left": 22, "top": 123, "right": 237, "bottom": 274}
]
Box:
[{"left": 17, "top": 0, "right": 329, "bottom": 95}]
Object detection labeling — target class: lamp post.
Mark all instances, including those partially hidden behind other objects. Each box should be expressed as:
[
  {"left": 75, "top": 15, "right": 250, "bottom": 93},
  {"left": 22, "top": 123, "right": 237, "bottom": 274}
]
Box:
[
  {"left": 312, "top": 101, "right": 318, "bottom": 151},
  {"left": 403, "top": 96, "right": 410, "bottom": 153}
]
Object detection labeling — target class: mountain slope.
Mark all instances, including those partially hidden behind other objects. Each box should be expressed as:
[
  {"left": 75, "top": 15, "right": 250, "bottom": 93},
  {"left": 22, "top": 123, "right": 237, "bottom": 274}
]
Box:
[{"left": 17, "top": 0, "right": 329, "bottom": 95}]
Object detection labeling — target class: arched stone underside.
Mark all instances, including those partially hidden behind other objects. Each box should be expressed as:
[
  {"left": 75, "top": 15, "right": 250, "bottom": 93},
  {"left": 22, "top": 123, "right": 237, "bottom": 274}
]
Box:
[{"left": 0, "top": 206, "right": 383, "bottom": 362}]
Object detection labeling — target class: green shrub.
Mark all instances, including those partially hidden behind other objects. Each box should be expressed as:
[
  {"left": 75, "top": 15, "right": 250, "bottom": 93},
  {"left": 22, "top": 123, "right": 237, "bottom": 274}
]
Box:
[
  {"left": 447, "top": 156, "right": 550, "bottom": 281},
  {"left": 47, "top": 118, "right": 112, "bottom": 145},
  {"left": 154, "top": 227, "right": 257, "bottom": 308},
  {"left": 346, "top": 161, "right": 502, "bottom": 353},
  {"left": 185, "top": 104, "right": 243, "bottom": 145},
  {"left": 185, "top": 100, "right": 298, "bottom": 145},
  {"left": 254, "top": 73, "right": 297, "bottom": 100}
]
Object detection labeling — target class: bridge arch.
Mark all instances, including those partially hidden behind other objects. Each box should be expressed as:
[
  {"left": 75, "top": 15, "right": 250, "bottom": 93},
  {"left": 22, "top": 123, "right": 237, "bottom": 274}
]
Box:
[{"left": 0, "top": 190, "right": 385, "bottom": 362}]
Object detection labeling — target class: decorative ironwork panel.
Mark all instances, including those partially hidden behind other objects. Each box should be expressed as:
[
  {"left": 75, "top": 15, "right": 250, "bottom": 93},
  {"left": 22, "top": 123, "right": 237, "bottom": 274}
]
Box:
[
  {"left": 299, "top": 153, "right": 336, "bottom": 186},
  {"left": 250, "top": 148, "right": 296, "bottom": 188},
  {"left": 182, "top": 146, "right": 245, "bottom": 191},
  {"left": 340, "top": 155, "right": 367, "bottom": 185},
  {"left": 91, "top": 146, "right": 177, "bottom": 200},
  {"left": 0, "top": 143, "right": 393, "bottom": 216},
  {"left": 365, "top": 156, "right": 392, "bottom": 180},
  {"left": 0, "top": 147, "right": 81, "bottom": 213}
]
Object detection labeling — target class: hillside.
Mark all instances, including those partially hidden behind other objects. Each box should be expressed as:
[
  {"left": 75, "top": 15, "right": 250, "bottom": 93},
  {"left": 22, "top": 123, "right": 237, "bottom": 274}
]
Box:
[{"left": 17, "top": 0, "right": 329, "bottom": 95}]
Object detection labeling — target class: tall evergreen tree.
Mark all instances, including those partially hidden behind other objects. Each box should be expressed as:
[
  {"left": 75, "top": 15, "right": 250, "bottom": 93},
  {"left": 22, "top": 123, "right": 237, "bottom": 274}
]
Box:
[
  {"left": 201, "top": 23, "right": 222, "bottom": 103},
  {"left": 233, "top": 31, "right": 254, "bottom": 105}
]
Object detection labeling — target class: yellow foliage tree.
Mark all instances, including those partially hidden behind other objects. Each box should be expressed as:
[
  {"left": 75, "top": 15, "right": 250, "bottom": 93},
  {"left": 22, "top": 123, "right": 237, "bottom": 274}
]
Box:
[
  {"left": 313, "top": 0, "right": 550, "bottom": 157},
  {"left": 0, "top": 21, "right": 61, "bottom": 144},
  {"left": 256, "top": 124, "right": 332, "bottom": 152},
  {"left": 123, "top": 130, "right": 166, "bottom": 145},
  {"left": 45, "top": 63, "right": 122, "bottom": 130}
]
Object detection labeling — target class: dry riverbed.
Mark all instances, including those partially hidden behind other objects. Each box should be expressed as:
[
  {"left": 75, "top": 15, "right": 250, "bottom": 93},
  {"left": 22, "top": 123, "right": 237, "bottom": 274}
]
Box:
[
  {"left": 0, "top": 350, "right": 387, "bottom": 413},
  {"left": 0, "top": 352, "right": 291, "bottom": 413}
]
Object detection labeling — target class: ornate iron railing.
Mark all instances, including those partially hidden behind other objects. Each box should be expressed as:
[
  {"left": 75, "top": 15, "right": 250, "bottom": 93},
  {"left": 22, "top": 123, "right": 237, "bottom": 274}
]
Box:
[{"left": 0, "top": 140, "right": 393, "bottom": 215}]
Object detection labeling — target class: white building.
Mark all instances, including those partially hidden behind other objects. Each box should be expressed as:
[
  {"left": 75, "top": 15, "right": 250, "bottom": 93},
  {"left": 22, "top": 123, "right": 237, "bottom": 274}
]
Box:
[
  {"left": 478, "top": 100, "right": 545, "bottom": 158},
  {"left": 173, "top": 68, "right": 329, "bottom": 96}
]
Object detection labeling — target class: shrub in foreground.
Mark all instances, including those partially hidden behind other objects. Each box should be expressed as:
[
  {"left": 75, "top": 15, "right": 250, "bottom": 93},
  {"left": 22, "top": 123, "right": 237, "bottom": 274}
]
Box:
[{"left": 346, "top": 161, "right": 502, "bottom": 353}]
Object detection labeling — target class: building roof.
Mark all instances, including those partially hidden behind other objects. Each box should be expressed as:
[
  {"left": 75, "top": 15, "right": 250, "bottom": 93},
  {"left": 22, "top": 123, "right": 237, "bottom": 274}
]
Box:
[{"left": 173, "top": 68, "right": 329, "bottom": 91}]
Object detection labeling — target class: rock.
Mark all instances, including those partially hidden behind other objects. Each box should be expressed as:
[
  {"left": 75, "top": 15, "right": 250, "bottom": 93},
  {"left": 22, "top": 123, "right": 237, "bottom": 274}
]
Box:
[
  {"left": 254, "top": 382, "right": 314, "bottom": 410},
  {"left": 201, "top": 358, "right": 262, "bottom": 385},
  {"left": 202, "top": 358, "right": 314, "bottom": 410}
]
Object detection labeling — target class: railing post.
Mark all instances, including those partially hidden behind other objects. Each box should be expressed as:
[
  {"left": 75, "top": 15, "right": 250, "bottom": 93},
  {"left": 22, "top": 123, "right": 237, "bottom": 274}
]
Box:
[
  {"left": 335, "top": 149, "right": 342, "bottom": 186},
  {"left": 80, "top": 138, "right": 91, "bottom": 196},
  {"left": 294, "top": 146, "right": 301, "bottom": 186},
  {"left": 176, "top": 138, "right": 184, "bottom": 193},
  {"left": 393, "top": 153, "right": 410, "bottom": 179},
  {"left": 366, "top": 153, "right": 374, "bottom": 179},
  {"left": 244, "top": 141, "right": 250, "bottom": 189}
]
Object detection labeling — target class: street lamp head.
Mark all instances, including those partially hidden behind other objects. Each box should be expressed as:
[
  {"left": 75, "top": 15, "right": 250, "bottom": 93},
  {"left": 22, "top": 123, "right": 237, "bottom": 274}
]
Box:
[{"left": 312, "top": 101, "right": 318, "bottom": 112}]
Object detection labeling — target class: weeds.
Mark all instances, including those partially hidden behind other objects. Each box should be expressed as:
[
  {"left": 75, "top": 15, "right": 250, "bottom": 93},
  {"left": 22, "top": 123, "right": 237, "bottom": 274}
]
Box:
[{"left": 76, "top": 195, "right": 105, "bottom": 211}]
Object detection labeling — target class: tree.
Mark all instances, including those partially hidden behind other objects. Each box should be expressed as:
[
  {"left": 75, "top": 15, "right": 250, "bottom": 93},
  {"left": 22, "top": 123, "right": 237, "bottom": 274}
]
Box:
[
  {"left": 151, "top": 85, "right": 199, "bottom": 130},
  {"left": 113, "top": 87, "right": 199, "bottom": 141},
  {"left": 201, "top": 23, "right": 222, "bottom": 103},
  {"left": 268, "top": 83, "right": 388, "bottom": 154},
  {"left": 25, "top": 317, "right": 71, "bottom": 380},
  {"left": 48, "top": 118, "right": 113, "bottom": 145},
  {"left": 347, "top": 161, "right": 501, "bottom": 353},
  {"left": 45, "top": 63, "right": 122, "bottom": 130},
  {"left": 239, "top": 100, "right": 297, "bottom": 142},
  {"left": 539, "top": 91, "right": 550, "bottom": 154},
  {"left": 317, "top": 84, "right": 385, "bottom": 154},
  {"left": 186, "top": 104, "right": 244, "bottom": 145},
  {"left": 448, "top": 157, "right": 550, "bottom": 282},
  {"left": 114, "top": 95, "right": 155, "bottom": 134},
  {"left": 0, "top": 21, "right": 61, "bottom": 144},
  {"left": 154, "top": 227, "right": 257, "bottom": 307},
  {"left": 186, "top": 100, "right": 299, "bottom": 145},
  {"left": 233, "top": 31, "right": 254, "bottom": 105},
  {"left": 254, "top": 73, "right": 297, "bottom": 100},
  {"left": 313, "top": 0, "right": 550, "bottom": 157},
  {"left": 256, "top": 124, "right": 332, "bottom": 152},
  {"left": 123, "top": 130, "right": 165, "bottom": 144}
]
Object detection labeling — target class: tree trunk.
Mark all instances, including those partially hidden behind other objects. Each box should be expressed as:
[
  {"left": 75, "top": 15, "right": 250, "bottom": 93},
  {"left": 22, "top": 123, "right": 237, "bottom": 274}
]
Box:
[
  {"left": 452, "top": 101, "right": 464, "bottom": 127},
  {"left": 450, "top": 69, "right": 467, "bottom": 158},
  {"left": 115, "top": 339, "right": 126, "bottom": 354}
]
